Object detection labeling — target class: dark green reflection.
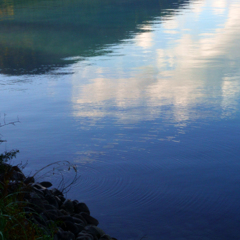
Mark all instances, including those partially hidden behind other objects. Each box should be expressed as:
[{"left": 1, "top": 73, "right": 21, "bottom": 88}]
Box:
[{"left": 0, "top": 0, "right": 189, "bottom": 75}]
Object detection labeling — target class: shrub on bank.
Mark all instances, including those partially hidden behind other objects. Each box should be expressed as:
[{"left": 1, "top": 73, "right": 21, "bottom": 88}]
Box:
[{"left": 0, "top": 153, "right": 117, "bottom": 240}]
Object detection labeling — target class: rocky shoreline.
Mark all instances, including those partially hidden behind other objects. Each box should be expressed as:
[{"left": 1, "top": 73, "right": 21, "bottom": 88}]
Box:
[{"left": 0, "top": 162, "right": 117, "bottom": 240}]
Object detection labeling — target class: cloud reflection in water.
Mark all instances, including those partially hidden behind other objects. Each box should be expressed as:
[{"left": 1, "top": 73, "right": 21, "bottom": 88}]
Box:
[{"left": 71, "top": 0, "right": 240, "bottom": 125}]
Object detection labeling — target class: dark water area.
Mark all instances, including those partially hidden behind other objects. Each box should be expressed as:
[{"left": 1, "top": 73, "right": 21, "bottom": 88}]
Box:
[
  {"left": 0, "top": 0, "right": 188, "bottom": 75},
  {"left": 1, "top": 0, "right": 240, "bottom": 239}
]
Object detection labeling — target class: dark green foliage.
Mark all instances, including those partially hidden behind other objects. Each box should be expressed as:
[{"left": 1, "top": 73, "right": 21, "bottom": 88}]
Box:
[{"left": 0, "top": 150, "right": 19, "bottom": 164}]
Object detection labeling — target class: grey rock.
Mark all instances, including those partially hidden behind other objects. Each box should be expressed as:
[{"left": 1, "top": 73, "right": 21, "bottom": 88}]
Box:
[
  {"left": 99, "top": 234, "right": 112, "bottom": 240},
  {"left": 43, "top": 188, "right": 52, "bottom": 196},
  {"left": 72, "top": 216, "right": 86, "bottom": 225},
  {"left": 72, "top": 200, "right": 79, "bottom": 206},
  {"left": 72, "top": 214, "right": 87, "bottom": 226},
  {"left": 77, "top": 232, "right": 95, "bottom": 240},
  {"left": 59, "top": 195, "right": 66, "bottom": 203},
  {"left": 80, "top": 213, "right": 99, "bottom": 226},
  {"left": 56, "top": 215, "right": 74, "bottom": 223},
  {"left": 40, "top": 181, "right": 53, "bottom": 188},
  {"left": 55, "top": 196, "right": 62, "bottom": 206},
  {"left": 29, "top": 198, "right": 46, "bottom": 213},
  {"left": 44, "top": 204, "right": 58, "bottom": 211},
  {"left": 24, "top": 176, "right": 35, "bottom": 184},
  {"left": 33, "top": 183, "right": 46, "bottom": 190},
  {"left": 11, "top": 171, "right": 25, "bottom": 181},
  {"left": 75, "top": 203, "right": 90, "bottom": 215},
  {"left": 75, "top": 223, "right": 85, "bottom": 232},
  {"left": 52, "top": 188, "right": 63, "bottom": 197},
  {"left": 45, "top": 194, "right": 59, "bottom": 209},
  {"left": 61, "top": 199, "right": 74, "bottom": 214},
  {"left": 57, "top": 229, "right": 75, "bottom": 240},
  {"left": 30, "top": 197, "right": 47, "bottom": 205},
  {"left": 85, "top": 225, "right": 105, "bottom": 238},
  {"left": 43, "top": 209, "right": 59, "bottom": 220},
  {"left": 60, "top": 221, "right": 80, "bottom": 236},
  {"left": 12, "top": 165, "right": 22, "bottom": 173},
  {"left": 60, "top": 209, "right": 69, "bottom": 215},
  {"left": 76, "top": 236, "right": 94, "bottom": 240},
  {"left": 32, "top": 188, "right": 45, "bottom": 199}
]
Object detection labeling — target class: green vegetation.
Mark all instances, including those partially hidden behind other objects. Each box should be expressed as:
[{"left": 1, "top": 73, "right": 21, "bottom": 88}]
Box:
[
  {"left": 0, "top": 163, "right": 55, "bottom": 240},
  {"left": 0, "top": 117, "right": 54, "bottom": 240},
  {"left": 0, "top": 149, "right": 51, "bottom": 240}
]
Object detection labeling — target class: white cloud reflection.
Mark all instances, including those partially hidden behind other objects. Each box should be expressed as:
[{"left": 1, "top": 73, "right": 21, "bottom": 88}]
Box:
[{"left": 71, "top": 0, "right": 240, "bottom": 124}]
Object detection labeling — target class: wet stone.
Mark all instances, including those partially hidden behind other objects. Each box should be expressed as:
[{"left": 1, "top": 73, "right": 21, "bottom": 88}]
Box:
[
  {"left": 43, "top": 204, "right": 58, "bottom": 211},
  {"left": 56, "top": 215, "right": 74, "bottom": 223},
  {"left": 59, "top": 195, "right": 66, "bottom": 203},
  {"left": 45, "top": 195, "right": 59, "bottom": 209},
  {"left": 42, "top": 188, "right": 52, "bottom": 196},
  {"left": 52, "top": 188, "right": 63, "bottom": 197},
  {"left": 60, "top": 221, "right": 80, "bottom": 236},
  {"left": 75, "top": 223, "right": 85, "bottom": 233},
  {"left": 24, "top": 176, "right": 35, "bottom": 184},
  {"left": 32, "top": 188, "right": 45, "bottom": 198},
  {"left": 72, "top": 214, "right": 87, "bottom": 226},
  {"left": 77, "top": 232, "right": 95, "bottom": 240},
  {"left": 99, "top": 234, "right": 112, "bottom": 240},
  {"left": 85, "top": 225, "right": 105, "bottom": 239},
  {"left": 32, "top": 183, "right": 46, "bottom": 190},
  {"left": 29, "top": 198, "right": 46, "bottom": 212},
  {"left": 80, "top": 212, "right": 99, "bottom": 226},
  {"left": 0, "top": 162, "right": 117, "bottom": 240},
  {"left": 72, "top": 216, "right": 86, "bottom": 225},
  {"left": 12, "top": 165, "right": 22, "bottom": 173},
  {"left": 55, "top": 196, "right": 62, "bottom": 206},
  {"left": 43, "top": 210, "right": 59, "bottom": 221},
  {"left": 57, "top": 230, "right": 75, "bottom": 240},
  {"left": 60, "top": 209, "right": 69, "bottom": 216},
  {"left": 11, "top": 171, "right": 25, "bottom": 181},
  {"left": 61, "top": 199, "right": 74, "bottom": 214},
  {"left": 72, "top": 200, "right": 79, "bottom": 206},
  {"left": 76, "top": 237, "right": 94, "bottom": 240},
  {"left": 75, "top": 202, "right": 90, "bottom": 215},
  {"left": 40, "top": 181, "right": 52, "bottom": 188}
]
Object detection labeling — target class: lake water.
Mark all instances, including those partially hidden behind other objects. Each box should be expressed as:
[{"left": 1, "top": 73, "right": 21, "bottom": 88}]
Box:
[{"left": 1, "top": 0, "right": 240, "bottom": 239}]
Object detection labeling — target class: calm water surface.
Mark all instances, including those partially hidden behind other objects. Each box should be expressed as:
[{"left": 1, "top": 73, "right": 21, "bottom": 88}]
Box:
[{"left": 1, "top": 0, "right": 240, "bottom": 239}]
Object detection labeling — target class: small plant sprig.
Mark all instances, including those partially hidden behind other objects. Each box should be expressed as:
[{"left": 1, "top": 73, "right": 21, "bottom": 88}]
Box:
[
  {"left": 32, "top": 160, "right": 79, "bottom": 195},
  {"left": 0, "top": 113, "right": 20, "bottom": 128},
  {"left": 0, "top": 150, "right": 19, "bottom": 164},
  {"left": 0, "top": 114, "right": 20, "bottom": 143}
]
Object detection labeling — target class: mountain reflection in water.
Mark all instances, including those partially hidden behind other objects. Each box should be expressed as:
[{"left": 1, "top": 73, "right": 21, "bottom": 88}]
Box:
[{"left": 0, "top": 0, "right": 189, "bottom": 75}]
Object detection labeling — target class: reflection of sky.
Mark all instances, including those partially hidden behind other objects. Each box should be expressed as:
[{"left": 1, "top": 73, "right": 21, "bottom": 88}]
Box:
[{"left": 71, "top": 0, "right": 240, "bottom": 124}]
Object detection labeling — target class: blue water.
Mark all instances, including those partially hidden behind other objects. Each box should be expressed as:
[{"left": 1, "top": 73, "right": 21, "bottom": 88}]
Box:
[{"left": 1, "top": 0, "right": 240, "bottom": 239}]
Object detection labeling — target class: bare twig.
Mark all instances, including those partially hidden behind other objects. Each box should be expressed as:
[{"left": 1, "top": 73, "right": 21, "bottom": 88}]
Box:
[
  {"left": 32, "top": 160, "right": 80, "bottom": 195},
  {"left": 0, "top": 114, "right": 20, "bottom": 128},
  {"left": 0, "top": 114, "right": 20, "bottom": 143}
]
